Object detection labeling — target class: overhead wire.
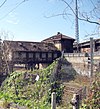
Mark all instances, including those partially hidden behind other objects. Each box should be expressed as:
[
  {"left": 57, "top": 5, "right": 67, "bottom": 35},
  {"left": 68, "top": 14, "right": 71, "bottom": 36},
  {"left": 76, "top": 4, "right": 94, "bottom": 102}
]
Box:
[
  {"left": 0, "top": 0, "right": 29, "bottom": 21},
  {"left": 78, "top": 0, "right": 99, "bottom": 39},
  {"left": 62, "top": 0, "right": 74, "bottom": 22},
  {"left": 45, "top": 0, "right": 74, "bottom": 24},
  {"left": 89, "top": 0, "right": 96, "bottom": 8},
  {"left": 89, "top": 0, "right": 100, "bottom": 19},
  {"left": 62, "top": 0, "right": 75, "bottom": 30},
  {"left": 59, "top": 0, "right": 76, "bottom": 29},
  {"left": 0, "top": 0, "right": 7, "bottom": 8}
]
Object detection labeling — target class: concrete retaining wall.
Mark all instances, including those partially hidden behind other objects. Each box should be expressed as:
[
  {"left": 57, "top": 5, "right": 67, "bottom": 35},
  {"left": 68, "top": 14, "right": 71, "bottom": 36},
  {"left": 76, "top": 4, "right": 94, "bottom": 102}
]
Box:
[
  {"left": 64, "top": 53, "right": 100, "bottom": 76},
  {"left": 64, "top": 56, "right": 90, "bottom": 76}
]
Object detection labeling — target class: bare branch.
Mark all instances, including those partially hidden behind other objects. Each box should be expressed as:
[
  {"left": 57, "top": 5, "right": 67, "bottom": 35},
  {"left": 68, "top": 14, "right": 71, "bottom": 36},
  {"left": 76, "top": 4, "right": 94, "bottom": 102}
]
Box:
[
  {"left": 0, "top": 30, "right": 14, "bottom": 74},
  {"left": 61, "top": 0, "right": 100, "bottom": 25},
  {"left": 78, "top": 17, "right": 100, "bottom": 25},
  {"left": 61, "top": 0, "right": 76, "bottom": 15},
  {"left": 44, "top": 12, "right": 72, "bottom": 18}
]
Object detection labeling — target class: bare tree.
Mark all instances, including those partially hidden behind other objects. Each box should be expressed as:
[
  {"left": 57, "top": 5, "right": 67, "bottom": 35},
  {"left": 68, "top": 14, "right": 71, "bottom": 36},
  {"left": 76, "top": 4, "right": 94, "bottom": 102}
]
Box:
[
  {"left": 0, "top": 30, "right": 14, "bottom": 75},
  {"left": 46, "top": 0, "right": 100, "bottom": 25}
]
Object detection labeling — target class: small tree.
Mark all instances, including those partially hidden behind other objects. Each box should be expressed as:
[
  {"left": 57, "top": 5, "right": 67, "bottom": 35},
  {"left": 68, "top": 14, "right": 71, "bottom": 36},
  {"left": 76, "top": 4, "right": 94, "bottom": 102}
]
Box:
[{"left": 0, "top": 30, "right": 14, "bottom": 75}]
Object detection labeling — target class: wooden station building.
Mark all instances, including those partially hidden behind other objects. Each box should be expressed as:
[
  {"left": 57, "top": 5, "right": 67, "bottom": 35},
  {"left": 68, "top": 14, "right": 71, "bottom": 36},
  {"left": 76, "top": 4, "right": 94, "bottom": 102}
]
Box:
[
  {"left": 42, "top": 32, "right": 75, "bottom": 53},
  {"left": 3, "top": 40, "right": 61, "bottom": 71},
  {"left": 1, "top": 32, "right": 75, "bottom": 72}
]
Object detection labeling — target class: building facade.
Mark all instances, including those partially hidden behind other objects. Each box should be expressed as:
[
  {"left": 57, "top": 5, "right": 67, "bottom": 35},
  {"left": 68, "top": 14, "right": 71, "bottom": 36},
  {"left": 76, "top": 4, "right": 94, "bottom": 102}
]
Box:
[
  {"left": 1, "top": 32, "right": 75, "bottom": 72},
  {"left": 42, "top": 32, "right": 75, "bottom": 53},
  {"left": 3, "top": 40, "right": 61, "bottom": 71},
  {"left": 73, "top": 38, "right": 100, "bottom": 53}
]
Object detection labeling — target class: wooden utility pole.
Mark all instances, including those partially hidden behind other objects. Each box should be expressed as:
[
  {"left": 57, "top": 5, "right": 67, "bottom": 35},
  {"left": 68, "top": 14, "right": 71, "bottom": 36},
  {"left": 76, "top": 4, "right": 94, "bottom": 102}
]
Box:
[{"left": 90, "top": 37, "right": 93, "bottom": 77}]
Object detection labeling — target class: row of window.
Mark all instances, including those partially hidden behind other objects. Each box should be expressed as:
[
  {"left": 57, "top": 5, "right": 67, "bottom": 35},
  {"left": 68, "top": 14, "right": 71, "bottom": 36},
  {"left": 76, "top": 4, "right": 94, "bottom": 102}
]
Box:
[{"left": 14, "top": 52, "right": 58, "bottom": 59}]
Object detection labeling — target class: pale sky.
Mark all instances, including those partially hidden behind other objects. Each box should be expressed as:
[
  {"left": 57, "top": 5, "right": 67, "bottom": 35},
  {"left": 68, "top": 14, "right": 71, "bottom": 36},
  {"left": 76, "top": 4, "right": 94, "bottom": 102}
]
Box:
[{"left": 0, "top": 0, "right": 100, "bottom": 42}]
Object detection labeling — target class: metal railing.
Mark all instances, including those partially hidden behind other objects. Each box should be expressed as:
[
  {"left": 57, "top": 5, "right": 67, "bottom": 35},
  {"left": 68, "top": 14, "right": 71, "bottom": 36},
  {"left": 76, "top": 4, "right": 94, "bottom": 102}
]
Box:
[{"left": 64, "top": 51, "right": 100, "bottom": 57}]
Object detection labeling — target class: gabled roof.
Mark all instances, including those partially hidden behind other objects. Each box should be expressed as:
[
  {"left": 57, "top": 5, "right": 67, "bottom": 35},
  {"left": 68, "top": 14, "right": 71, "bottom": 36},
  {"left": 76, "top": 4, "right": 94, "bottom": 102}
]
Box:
[
  {"left": 3, "top": 40, "right": 59, "bottom": 52},
  {"left": 42, "top": 32, "right": 75, "bottom": 42}
]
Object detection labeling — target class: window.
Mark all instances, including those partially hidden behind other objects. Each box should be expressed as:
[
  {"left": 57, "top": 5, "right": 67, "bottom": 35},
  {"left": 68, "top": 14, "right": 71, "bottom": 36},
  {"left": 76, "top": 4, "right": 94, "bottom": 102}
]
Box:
[
  {"left": 35, "top": 53, "right": 40, "bottom": 58},
  {"left": 29, "top": 53, "right": 33, "bottom": 58},
  {"left": 42, "top": 53, "right": 46, "bottom": 58},
  {"left": 48, "top": 53, "right": 52, "bottom": 58},
  {"left": 22, "top": 52, "right": 26, "bottom": 58},
  {"left": 54, "top": 53, "right": 57, "bottom": 58},
  {"left": 14, "top": 52, "right": 19, "bottom": 58}
]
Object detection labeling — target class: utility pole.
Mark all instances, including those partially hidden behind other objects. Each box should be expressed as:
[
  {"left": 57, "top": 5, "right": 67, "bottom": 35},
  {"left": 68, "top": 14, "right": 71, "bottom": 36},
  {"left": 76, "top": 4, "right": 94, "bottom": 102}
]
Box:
[
  {"left": 75, "top": 0, "right": 79, "bottom": 53},
  {"left": 90, "top": 37, "right": 93, "bottom": 78},
  {"left": 0, "top": 35, "right": 2, "bottom": 73}
]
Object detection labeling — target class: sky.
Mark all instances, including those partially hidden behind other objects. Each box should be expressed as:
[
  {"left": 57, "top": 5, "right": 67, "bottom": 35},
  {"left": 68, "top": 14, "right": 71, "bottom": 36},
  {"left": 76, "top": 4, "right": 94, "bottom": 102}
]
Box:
[{"left": 0, "top": 0, "right": 100, "bottom": 42}]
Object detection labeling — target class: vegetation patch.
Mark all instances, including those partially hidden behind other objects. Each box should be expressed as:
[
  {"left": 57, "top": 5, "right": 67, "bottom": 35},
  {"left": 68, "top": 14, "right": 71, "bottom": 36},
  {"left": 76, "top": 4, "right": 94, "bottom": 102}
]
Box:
[
  {"left": 0, "top": 57, "right": 80, "bottom": 109},
  {"left": 80, "top": 72, "right": 100, "bottom": 109},
  {"left": 0, "top": 58, "right": 64, "bottom": 109}
]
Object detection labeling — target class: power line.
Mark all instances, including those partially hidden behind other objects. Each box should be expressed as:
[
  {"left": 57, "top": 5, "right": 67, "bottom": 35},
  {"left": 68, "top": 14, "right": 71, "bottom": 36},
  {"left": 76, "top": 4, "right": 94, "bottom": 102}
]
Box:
[
  {"left": 0, "top": 0, "right": 7, "bottom": 8},
  {"left": 85, "top": 33, "right": 99, "bottom": 37},
  {"left": 0, "top": 0, "right": 29, "bottom": 21},
  {"left": 61, "top": 0, "right": 76, "bottom": 15},
  {"left": 89, "top": 0, "right": 100, "bottom": 19},
  {"left": 62, "top": 2, "right": 74, "bottom": 24},
  {"left": 89, "top": 0, "right": 96, "bottom": 8}
]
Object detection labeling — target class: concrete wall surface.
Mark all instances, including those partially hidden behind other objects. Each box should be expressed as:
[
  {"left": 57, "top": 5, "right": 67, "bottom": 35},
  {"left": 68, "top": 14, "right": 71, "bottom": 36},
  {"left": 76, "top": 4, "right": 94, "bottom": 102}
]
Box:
[{"left": 64, "top": 53, "right": 100, "bottom": 76}]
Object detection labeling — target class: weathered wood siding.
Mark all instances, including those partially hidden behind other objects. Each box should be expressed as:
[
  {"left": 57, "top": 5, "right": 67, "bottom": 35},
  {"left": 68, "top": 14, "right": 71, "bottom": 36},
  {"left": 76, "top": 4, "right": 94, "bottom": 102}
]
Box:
[{"left": 13, "top": 51, "right": 61, "bottom": 64}]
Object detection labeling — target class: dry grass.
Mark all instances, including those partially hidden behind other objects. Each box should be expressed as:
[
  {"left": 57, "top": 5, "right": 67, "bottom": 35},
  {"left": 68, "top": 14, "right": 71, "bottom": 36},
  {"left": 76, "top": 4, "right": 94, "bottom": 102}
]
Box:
[{"left": 61, "top": 75, "right": 91, "bottom": 108}]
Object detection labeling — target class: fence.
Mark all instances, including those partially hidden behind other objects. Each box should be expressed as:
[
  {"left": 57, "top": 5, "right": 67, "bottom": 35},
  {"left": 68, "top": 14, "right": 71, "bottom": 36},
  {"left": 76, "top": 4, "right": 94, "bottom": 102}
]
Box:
[
  {"left": 51, "top": 92, "right": 56, "bottom": 109},
  {"left": 51, "top": 86, "right": 87, "bottom": 109},
  {"left": 70, "top": 86, "right": 87, "bottom": 109},
  {"left": 64, "top": 53, "right": 85, "bottom": 57}
]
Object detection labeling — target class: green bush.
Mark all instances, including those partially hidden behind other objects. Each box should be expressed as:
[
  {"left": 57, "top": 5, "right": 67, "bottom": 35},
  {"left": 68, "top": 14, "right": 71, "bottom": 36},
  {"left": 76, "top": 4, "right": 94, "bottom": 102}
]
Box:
[
  {"left": 0, "top": 57, "right": 77, "bottom": 109},
  {"left": 0, "top": 59, "right": 64, "bottom": 109}
]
